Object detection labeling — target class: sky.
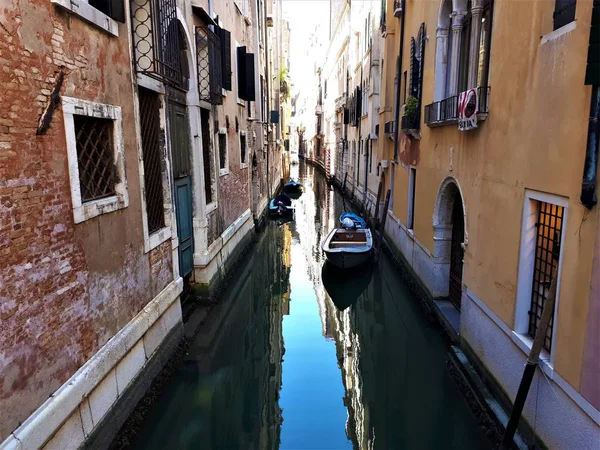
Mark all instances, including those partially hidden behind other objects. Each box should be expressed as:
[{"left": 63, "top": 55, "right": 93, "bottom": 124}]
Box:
[{"left": 282, "top": 0, "right": 330, "bottom": 82}]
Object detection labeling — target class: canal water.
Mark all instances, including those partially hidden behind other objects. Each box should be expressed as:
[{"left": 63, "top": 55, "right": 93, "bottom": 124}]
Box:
[{"left": 129, "top": 162, "right": 490, "bottom": 450}]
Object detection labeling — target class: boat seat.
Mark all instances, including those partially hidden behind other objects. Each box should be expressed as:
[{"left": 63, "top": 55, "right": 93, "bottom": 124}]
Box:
[{"left": 331, "top": 241, "right": 368, "bottom": 246}]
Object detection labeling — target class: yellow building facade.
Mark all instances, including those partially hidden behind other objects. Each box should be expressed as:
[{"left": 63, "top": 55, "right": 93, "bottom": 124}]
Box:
[{"left": 376, "top": 0, "right": 599, "bottom": 448}]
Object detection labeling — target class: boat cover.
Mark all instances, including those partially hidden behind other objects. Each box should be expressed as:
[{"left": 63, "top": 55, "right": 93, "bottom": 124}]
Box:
[{"left": 339, "top": 212, "right": 366, "bottom": 229}]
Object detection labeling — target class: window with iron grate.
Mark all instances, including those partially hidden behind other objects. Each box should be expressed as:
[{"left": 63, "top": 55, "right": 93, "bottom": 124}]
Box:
[
  {"left": 74, "top": 115, "right": 116, "bottom": 202},
  {"left": 138, "top": 87, "right": 165, "bottom": 233},
  {"left": 219, "top": 131, "right": 228, "bottom": 173},
  {"left": 240, "top": 132, "right": 247, "bottom": 165},
  {"left": 528, "top": 201, "right": 564, "bottom": 352}
]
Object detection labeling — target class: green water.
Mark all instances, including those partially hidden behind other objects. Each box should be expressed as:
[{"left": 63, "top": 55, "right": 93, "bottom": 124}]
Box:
[{"left": 129, "top": 162, "right": 490, "bottom": 450}]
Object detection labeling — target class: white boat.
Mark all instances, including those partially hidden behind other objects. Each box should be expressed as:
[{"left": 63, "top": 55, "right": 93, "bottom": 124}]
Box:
[{"left": 321, "top": 227, "right": 373, "bottom": 269}]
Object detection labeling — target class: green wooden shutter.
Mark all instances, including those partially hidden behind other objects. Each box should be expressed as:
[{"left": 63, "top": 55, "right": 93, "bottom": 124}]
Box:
[{"left": 220, "top": 28, "right": 232, "bottom": 90}]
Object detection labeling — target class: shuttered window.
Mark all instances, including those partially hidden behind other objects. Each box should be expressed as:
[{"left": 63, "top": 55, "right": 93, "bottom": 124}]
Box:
[
  {"left": 218, "top": 28, "right": 232, "bottom": 90},
  {"left": 195, "top": 26, "right": 223, "bottom": 105},
  {"left": 237, "top": 46, "right": 256, "bottom": 101},
  {"left": 89, "top": 0, "right": 125, "bottom": 22},
  {"left": 553, "top": 0, "right": 576, "bottom": 30}
]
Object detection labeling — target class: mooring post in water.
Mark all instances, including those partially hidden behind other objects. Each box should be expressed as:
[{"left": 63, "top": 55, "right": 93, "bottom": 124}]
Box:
[
  {"left": 500, "top": 266, "right": 559, "bottom": 449},
  {"left": 342, "top": 172, "right": 348, "bottom": 195},
  {"left": 374, "top": 189, "right": 391, "bottom": 261},
  {"left": 373, "top": 178, "right": 383, "bottom": 229}
]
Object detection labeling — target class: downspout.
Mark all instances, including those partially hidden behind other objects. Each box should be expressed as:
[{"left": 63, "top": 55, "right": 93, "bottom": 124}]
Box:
[
  {"left": 264, "top": 0, "right": 271, "bottom": 199},
  {"left": 581, "top": 85, "right": 599, "bottom": 209},
  {"left": 391, "top": 0, "right": 406, "bottom": 210}
]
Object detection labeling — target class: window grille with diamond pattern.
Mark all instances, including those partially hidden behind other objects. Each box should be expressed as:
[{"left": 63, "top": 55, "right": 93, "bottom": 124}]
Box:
[{"left": 74, "top": 115, "right": 116, "bottom": 202}]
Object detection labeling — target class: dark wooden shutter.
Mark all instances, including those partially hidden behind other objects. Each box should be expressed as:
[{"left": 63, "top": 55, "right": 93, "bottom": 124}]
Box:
[
  {"left": 409, "top": 37, "right": 419, "bottom": 99},
  {"left": 553, "top": 0, "right": 577, "bottom": 30},
  {"left": 585, "top": 0, "right": 600, "bottom": 84},
  {"left": 245, "top": 52, "right": 256, "bottom": 101},
  {"left": 219, "top": 28, "right": 232, "bottom": 90},
  {"left": 356, "top": 87, "right": 362, "bottom": 121},
  {"left": 237, "top": 46, "right": 248, "bottom": 100},
  {"left": 417, "top": 23, "right": 426, "bottom": 103},
  {"left": 109, "top": 0, "right": 125, "bottom": 22}
]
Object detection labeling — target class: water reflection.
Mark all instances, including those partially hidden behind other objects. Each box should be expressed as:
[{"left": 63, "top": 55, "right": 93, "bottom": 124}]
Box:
[
  {"left": 131, "top": 223, "right": 292, "bottom": 450},
  {"left": 128, "top": 161, "right": 490, "bottom": 450}
]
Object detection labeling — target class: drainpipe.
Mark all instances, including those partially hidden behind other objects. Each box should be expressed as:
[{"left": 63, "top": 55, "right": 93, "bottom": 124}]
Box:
[
  {"left": 581, "top": 85, "right": 599, "bottom": 209},
  {"left": 264, "top": 0, "right": 271, "bottom": 199},
  {"left": 391, "top": 0, "right": 406, "bottom": 210}
]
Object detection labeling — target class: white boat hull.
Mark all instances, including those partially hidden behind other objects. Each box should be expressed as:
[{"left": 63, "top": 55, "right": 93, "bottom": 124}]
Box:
[{"left": 321, "top": 228, "right": 373, "bottom": 269}]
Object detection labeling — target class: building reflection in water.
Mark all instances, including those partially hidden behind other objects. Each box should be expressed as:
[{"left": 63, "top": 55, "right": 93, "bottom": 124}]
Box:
[
  {"left": 132, "top": 223, "right": 293, "bottom": 450},
  {"left": 297, "top": 164, "right": 488, "bottom": 450}
]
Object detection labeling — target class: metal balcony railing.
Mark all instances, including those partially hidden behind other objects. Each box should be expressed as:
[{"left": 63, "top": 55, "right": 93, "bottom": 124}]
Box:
[
  {"left": 401, "top": 110, "right": 420, "bottom": 131},
  {"left": 478, "top": 86, "right": 491, "bottom": 114},
  {"left": 424, "top": 95, "right": 458, "bottom": 125},
  {"left": 424, "top": 87, "right": 490, "bottom": 126}
]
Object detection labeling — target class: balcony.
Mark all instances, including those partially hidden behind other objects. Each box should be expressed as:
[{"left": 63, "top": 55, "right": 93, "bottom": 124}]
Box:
[
  {"left": 400, "top": 111, "right": 420, "bottom": 132},
  {"left": 424, "top": 95, "right": 458, "bottom": 126},
  {"left": 424, "top": 86, "right": 490, "bottom": 127}
]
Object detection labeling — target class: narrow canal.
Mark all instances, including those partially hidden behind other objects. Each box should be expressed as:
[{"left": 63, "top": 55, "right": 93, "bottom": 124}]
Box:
[{"left": 127, "top": 162, "right": 491, "bottom": 450}]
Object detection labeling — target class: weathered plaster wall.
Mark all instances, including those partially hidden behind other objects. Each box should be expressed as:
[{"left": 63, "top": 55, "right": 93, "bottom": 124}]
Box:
[
  {"left": 0, "top": 0, "right": 173, "bottom": 440},
  {"left": 388, "top": 0, "right": 596, "bottom": 390}
]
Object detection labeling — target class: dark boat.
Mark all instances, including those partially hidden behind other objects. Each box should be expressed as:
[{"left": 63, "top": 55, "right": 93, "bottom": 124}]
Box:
[
  {"left": 269, "top": 194, "right": 294, "bottom": 217},
  {"left": 283, "top": 180, "right": 303, "bottom": 194}
]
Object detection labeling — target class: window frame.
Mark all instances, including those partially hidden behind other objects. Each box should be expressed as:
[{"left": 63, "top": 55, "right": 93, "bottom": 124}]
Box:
[
  {"left": 239, "top": 130, "right": 248, "bottom": 168},
  {"left": 62, "top": 96, "right": 129, "bottom": 224},
  {"left": 514, "top": 190, "right": 568, "bottom": 365},
  {"left": 51, "top": 0, "right": 120, "bottom": 36},
  {"left": 218, "top": 128, "right": 229, "bottom": 176}
]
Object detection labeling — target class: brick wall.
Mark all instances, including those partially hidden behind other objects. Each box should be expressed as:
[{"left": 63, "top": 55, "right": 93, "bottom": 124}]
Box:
[{"left": 0, "top": 1, "right": 173, "bottom": 440}]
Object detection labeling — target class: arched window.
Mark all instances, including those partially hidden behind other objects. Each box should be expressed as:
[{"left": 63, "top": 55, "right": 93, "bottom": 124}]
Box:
[{"left": 429, "top": 0, "right": 493, "bottom": 122}]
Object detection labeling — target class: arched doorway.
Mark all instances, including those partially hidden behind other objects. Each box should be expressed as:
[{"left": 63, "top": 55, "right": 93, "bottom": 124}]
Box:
[
  {"left": 433, "top": 178, "right": 466, "bottom": 309},
  {"left": 449, "top": 192, "right": 465, "bottom": 310}
]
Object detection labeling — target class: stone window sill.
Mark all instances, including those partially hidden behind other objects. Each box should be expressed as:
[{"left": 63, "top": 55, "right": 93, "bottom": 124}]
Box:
[
  {"left": 145, "top": 227, "right": 172, "bottom": 253},
  {"left": 510, "top": 331, "right": 555, "bottom": 380},
  {"left": 51, "top": 0, "right": 119, "bottom": 36}
]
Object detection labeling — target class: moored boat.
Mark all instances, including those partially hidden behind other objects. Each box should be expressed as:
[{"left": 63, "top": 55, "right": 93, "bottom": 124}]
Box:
[
  {"left": 283, "top": 180, "right": 303, "bottom": 194},
  {"left": 321, "top": 213, "right": 373, "bottom": 269},
  {"left": 269, "top": 194, "right": 294, "bottom": 217}
]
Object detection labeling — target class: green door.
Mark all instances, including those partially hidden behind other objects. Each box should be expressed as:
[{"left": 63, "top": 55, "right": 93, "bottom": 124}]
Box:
[{"left": 168, "top": 97, "right": 194, "bottom": 278}]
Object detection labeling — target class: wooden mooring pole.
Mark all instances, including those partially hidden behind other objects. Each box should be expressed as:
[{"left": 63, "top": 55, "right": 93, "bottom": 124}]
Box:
[
  {"left": 373, "top": 178, "right": 383, "bottom": 229},
  {"left": 374, "top": 189, "right": 391, "bottom": 262},
  {"left": 500, "top": 267, "right": 559, "bottom": 449}
]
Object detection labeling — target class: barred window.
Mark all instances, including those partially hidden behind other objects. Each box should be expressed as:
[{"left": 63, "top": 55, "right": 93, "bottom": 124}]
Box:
[
  {"left": 528, "top": 201, "right": 564, "bottom": 352},
  {"left": 62, "top": 96, "right": 128, "bottom": 224},
  {"left": 240, "top": 132, "right": 247, "bottom": 165},
  {"left": 219, "top": 131, "right": 228, "bottom": 172},
  {"left": 138, "top": 87, "right": 165, "bottom": 233},
  {"left": 74, "top": 116, "right": 116, "bottom": 202}
]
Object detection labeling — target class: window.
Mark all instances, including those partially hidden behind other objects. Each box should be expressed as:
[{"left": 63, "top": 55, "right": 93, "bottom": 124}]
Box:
[
  {"left": 369, "top": 140, "right": 373, "bottom": 172},
  {"left": 218, "top": 129, "right": 228, "bottom": 174},
  {"left": 51, "top": 0, "right": 122, "bottom": 35},
  {"left": 62, "top": 97, "right": 128, "bottom": 223},
  {"left": 407, "top": 168, "right": 416, "bottom": 229},
  {"left": 240, "top": 131, "right": 247, "bottom": 166},
  {"left": 477, "top": 4, "right": 493, "bottom": 88},
  {"left": 515, "top": 191, "right": 567, "bottom": 358},
  {"left": 528, "top": 201, "right": 564, "bottom": 352},
  {"left": 553, "top": 0, "right": 576, "bottom": 30},
  {"left": 88, "top": 0, "right": 124, "bottom": 21},
  {"left": 138, "top": 87, "right": 166, "bottom": 233},
  {"left": 237, "top": 46, "right": 256, "bottom": 101},
  {"left": 200, "top": 108, "right": 215, "bottom": 205},
  {"left": 458, "top": 6, "right": 472, "bottom": 94},
  {"left": 403, "top": 70, "right": 407, "bottom": 103}
]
